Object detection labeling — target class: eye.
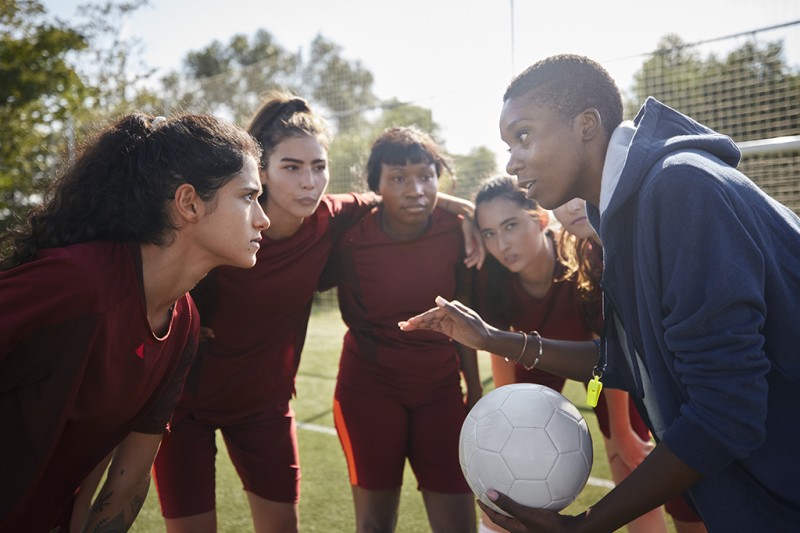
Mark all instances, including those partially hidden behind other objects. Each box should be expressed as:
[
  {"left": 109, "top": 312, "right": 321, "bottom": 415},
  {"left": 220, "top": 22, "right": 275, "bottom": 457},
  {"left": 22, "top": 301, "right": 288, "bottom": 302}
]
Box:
[
  {"left": 283, "top": 164, "right": 300, "bottom": 171},
  {"left": 422, "top": 174, "right": 435, "bottom": 181},
  {"left": 481, "top": 230, "right": 495, "bottom": 239},
  {"left": 314, "top": 163, "right": 327, "bottom": 172},
  {"left": 504, "top": 221, "right": 517, "bottom": 231},
  {"left": 517, "top": 130, "right": 529, "bottom": 144}
]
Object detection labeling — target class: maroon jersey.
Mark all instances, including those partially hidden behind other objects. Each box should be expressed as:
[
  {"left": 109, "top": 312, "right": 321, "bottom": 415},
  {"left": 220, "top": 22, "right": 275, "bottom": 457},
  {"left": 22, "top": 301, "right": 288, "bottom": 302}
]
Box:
[
  {"left": 474, "top": 255, "right": 599, "bottom": 385},
  {"left": 324, "top": 206, "right": 469, "bottom": 397},
  {"left": 180, "top": 194, "right": 373, "bottom": 420},
  {"left": 474, "top": 249, "right": 600, "bottom": 342},
  {"left": 0, "top": 241, "right": 198, "bottom": 529}
]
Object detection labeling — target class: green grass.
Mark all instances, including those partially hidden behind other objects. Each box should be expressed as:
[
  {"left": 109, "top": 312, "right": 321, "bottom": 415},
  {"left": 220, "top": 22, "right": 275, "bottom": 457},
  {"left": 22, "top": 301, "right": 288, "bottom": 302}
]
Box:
[{"left": 131, "top": 307, "right": 674, "bottom": 532}]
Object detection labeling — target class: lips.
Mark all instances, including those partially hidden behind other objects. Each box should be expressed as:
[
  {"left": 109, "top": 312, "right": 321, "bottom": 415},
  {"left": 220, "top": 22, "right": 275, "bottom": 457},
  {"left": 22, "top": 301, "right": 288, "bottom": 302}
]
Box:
[
  {"left": 296, "top": 197, "right": 318, "bottom": 207},
  {"left": 403, "top": 203, "right": 428, "bottom": 213}
]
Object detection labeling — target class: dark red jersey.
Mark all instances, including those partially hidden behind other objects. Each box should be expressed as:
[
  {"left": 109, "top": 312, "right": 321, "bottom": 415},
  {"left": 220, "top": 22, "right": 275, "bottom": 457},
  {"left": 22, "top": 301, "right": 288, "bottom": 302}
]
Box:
[
  {"left": 180, "top": 194, "right": 373, "bottom": 420},
  {"left": 474, "top": 259, "right": 599, "bottom": 343},
  {"left": 0, "top": 241, "right": 198, "bottom": 529},
  {"left": 324, "top": 207, "right": 470, "bottom": 397}
]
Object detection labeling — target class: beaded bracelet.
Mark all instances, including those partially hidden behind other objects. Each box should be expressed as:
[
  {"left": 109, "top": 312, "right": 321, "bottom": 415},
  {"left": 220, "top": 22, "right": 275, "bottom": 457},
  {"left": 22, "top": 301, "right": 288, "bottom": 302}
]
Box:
[{"left": 523, "top": 330, "right": 543, "bottom": 370}]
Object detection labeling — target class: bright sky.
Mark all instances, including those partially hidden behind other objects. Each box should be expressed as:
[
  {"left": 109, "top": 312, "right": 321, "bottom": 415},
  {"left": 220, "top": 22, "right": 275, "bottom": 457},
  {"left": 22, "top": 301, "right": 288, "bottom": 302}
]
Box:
[{"left": 45, "top": 0, "right": 800, "bottom": 169}]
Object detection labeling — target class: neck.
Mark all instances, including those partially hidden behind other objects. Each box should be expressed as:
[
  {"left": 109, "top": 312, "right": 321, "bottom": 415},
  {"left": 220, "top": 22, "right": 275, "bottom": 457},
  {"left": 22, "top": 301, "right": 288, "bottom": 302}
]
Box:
[
  {"left": 140, "top": 242, "right": 208, "bottom": 332},
  {"left": 264, "top": 199, "right": 305, "bottom": 240},
  {"left": 265, "top": 216, "right": 304, "bottom": 240},
  {"left": 516, "top": 233, "right": 556, "bottom": 299},
  {"left": 380, "top": 211, "right": 429, "bottom": 241}
]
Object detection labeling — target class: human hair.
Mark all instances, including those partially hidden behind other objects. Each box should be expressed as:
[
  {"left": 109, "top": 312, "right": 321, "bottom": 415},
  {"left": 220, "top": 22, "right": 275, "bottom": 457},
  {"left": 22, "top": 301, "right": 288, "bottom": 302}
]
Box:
[
  {"left": 556, "top": 230, "right": 602, "bottom": 300},
  {"left": 247, "top": 89, "right": 331, "bottom": 172},
  {"left": 504, "top": 54, "right": 623, "bottom": 138},
  {"left": 365, "top": 126, "right": 453, "bottom": 193},
  {"left": 1, "top": 113, "right": 261, "bottom": 270}
]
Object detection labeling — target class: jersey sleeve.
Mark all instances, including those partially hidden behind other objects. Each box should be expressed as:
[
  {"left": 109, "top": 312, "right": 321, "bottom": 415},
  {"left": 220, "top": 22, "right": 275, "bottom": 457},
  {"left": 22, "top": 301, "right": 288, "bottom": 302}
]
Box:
[{"left": 324, "top": 192, "right": 378, "bottom": 240}]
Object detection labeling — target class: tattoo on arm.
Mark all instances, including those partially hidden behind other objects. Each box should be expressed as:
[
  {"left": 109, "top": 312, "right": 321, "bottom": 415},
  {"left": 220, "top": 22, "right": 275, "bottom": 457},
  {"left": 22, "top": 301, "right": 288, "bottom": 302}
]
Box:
[
  {"left": 91, "top": 514, "right": 125, "bottom": 533},
  {"left": 90, "top": 491, "right": 112, "bottom": 514}
]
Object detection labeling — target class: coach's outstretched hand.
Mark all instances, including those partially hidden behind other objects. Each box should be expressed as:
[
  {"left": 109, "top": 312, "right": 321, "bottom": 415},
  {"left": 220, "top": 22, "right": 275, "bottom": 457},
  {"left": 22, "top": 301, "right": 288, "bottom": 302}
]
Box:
[
  {"left": 398, "top": 296, "right": 494, "bottom": 351},
  {"left": 478, "top": 490, "right": 584, "bottom": 532}
]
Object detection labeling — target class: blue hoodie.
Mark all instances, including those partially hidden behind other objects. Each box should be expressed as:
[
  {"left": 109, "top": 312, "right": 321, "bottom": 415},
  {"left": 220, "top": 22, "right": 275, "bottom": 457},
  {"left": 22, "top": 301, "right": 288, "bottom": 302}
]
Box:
[{"left": 587, "top": 98, "right": 800, "bottom": 531}]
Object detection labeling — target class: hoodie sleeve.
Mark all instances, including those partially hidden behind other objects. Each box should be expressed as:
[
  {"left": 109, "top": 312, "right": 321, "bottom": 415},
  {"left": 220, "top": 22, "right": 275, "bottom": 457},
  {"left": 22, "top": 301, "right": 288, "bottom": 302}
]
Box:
[{"left": 639, "top": 160, "right": 770, "bottom": 477}]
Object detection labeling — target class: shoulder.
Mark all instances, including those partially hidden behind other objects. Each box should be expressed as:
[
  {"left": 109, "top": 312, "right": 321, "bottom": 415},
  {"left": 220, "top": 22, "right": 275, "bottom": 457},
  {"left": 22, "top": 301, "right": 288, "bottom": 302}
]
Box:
[
  {"left": 431, "top": 206, "right": 464, "bottom": 229},
  {"left": 16, "top": 241, "right": 134, "bottom": 293}
]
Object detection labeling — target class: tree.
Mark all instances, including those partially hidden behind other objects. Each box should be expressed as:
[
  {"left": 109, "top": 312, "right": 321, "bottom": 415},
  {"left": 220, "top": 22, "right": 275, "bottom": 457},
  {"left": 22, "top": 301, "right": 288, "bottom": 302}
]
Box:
[
  {"left": 451, "top": 147, "right": 498, "bottom": 198},
  {"left": 628, "top": 35, "right": 800, "bottom": 142},
  {"left": 71, "top": 0, "right": 159, "bottom": 115},
  {"left": 162, "top": 29, "right": 496, "bottom": 197},
  {"left": 629, "top": 34, "right": 800, "bottom": 214},
  {"left": 0, "top": 0, "right": 87, "bottom": 230},
  {"left": 165, "top": 29, "right": 299, "bottom": 123},
  {"left": 302, "top": 34, "right": 377, "bottom": 133}
]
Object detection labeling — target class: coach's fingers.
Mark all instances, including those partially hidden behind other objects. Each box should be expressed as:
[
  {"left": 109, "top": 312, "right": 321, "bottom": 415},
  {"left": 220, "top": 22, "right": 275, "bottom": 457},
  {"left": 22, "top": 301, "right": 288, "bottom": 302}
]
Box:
[
  {"left": 398, "top": 306, "right": 445, "bottom": 331},
  {"left": 477, "top": 498, "right": 524, "bottom": 532}
]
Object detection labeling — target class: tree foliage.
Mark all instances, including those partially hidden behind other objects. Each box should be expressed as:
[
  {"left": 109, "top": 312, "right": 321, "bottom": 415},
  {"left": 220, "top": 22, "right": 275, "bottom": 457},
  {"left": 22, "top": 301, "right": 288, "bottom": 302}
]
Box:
[
  {"left": 166, "top": 31, "right": 496, "bottom": 196},
  {"left": 0, "top": 0, "right": 87, "bottom": 228},
  {"left": 628, "top": 34, "right": 800, "bottom": 142}
]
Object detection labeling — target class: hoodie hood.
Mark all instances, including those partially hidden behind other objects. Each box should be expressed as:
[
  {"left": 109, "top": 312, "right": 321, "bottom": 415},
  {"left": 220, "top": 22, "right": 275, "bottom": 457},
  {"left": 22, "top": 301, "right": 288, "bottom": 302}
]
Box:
[{"left": 602, "top": 97, "right": 741, "bottom": 220}]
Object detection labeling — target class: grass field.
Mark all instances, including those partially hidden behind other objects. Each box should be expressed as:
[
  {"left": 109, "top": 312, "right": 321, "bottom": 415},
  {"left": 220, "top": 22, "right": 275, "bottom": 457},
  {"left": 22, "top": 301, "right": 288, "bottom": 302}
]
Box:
[{"left": 130, "top": 307, "right": 675, "bottom": 532}]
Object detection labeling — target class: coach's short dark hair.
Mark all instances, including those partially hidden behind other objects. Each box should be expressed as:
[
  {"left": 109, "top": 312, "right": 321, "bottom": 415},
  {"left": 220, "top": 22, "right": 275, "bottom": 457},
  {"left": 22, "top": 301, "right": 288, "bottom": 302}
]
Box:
[{"left": 504, "top": 54, "right": 623, "bottom": 137}]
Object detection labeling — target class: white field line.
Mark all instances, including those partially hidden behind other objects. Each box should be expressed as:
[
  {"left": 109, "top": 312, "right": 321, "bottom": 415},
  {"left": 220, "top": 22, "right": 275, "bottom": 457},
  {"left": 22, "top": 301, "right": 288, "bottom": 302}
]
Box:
[{"left": 296, "top": 421, "right": 616, "bottom": 490}]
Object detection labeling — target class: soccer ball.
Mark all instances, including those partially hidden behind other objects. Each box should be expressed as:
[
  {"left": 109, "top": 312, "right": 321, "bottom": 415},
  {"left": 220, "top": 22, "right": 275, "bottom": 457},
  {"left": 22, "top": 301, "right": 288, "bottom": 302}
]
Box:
[{"left": 459, "top": 383, "right": 593, "bottom": 515}]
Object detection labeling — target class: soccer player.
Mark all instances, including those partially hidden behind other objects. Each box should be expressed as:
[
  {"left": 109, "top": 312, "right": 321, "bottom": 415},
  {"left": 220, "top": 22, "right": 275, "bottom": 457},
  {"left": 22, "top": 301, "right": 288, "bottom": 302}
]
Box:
[
  {"left": 400, "top": 54, "right": 800, "bottom": 531},
  {"left": 321, "top": 126, "right": 481, "bottom": 533},
  {"left": 152, "top": 93, "right": 478, "bottom": 532},
  {"left": 0, "top": 113, "right": 269, "bottom": 532}
]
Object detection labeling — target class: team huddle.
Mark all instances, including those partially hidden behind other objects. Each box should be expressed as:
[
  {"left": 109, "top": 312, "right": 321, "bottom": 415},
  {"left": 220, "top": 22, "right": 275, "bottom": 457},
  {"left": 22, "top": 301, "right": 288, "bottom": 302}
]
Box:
[{"left": 2, "top": 54, "right": 799, "bottom": 533}]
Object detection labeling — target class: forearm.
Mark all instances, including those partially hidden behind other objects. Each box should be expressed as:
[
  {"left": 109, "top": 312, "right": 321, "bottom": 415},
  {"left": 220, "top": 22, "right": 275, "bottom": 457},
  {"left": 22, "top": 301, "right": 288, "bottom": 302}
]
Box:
[
  {"left": 603, "top": 388, "right": 633, "bottom": 438},
  {"left": 71, "top": 453, "right": 113, "bottom": 532},
  {"left": 436, "top": 191, "right": 474, "bottom": 219},
  {"left": 78, "top": 431, "right": 162, "bottom": 532},
  {"left": 485, "top": 329, "right": 598, "bottom": 382},
  {"left": 581, "top": 442, "right": 702, "bottom": 532},
  {"left": 80, "top": 467, "right": 150, "bottom": 532}
]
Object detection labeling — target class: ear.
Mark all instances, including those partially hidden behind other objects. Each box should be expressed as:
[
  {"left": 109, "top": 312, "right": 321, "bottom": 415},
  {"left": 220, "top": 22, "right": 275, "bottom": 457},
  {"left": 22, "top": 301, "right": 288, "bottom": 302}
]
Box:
[
  {"left": 173, "top": 183, "right": 201, "bottom": 223},
  {"left": 576, "top": 108, "right": 603, "bottom": 141}
]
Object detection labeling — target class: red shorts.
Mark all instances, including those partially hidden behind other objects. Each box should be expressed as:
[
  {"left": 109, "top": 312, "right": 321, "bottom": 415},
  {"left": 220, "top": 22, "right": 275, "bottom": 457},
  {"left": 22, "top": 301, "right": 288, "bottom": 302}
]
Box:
[
  {"left": 153, "top": 409, "right": 300, "bottom": 518},
  {"left": 333, "top": 382, "right": 471, "bottom": 494}
]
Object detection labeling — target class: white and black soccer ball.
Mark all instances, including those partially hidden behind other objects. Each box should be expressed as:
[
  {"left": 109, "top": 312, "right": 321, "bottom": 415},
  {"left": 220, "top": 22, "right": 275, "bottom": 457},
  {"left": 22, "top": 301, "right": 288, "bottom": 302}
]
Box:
[{"left": 459, "top": 383, "right": 593, "bottom": 515}]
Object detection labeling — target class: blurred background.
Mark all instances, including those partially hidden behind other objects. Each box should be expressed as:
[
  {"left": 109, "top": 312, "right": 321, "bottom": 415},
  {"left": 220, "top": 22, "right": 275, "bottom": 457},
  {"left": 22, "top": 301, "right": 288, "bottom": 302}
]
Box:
[{"left": 4, "top": 0, "right": 799, "bottom": 232}]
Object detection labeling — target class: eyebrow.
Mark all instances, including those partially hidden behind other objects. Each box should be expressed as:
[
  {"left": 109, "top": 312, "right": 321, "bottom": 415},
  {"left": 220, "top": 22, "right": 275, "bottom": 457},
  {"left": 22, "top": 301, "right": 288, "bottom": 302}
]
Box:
[
  {"left": 479, "top": 216, "right": 518, "bottom": 231},
  {"left": 280, "top": 157, "right": 326, "bottom": 165}
]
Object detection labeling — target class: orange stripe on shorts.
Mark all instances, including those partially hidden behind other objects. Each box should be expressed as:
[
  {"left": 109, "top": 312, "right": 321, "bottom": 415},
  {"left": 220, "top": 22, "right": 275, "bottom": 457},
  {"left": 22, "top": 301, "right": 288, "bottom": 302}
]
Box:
[{"left": 333, "top": 398, "right": 359, "bottom": 486}]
